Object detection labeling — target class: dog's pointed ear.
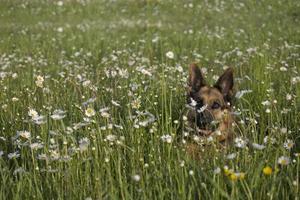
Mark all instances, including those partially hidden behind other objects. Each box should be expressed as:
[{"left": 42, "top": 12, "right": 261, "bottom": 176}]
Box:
[
  {"left": 214, "top": 67, "right": 234, "bottom": 99},
  {"left": 189, "top": 63, "right": 205, "bottom": 92}
]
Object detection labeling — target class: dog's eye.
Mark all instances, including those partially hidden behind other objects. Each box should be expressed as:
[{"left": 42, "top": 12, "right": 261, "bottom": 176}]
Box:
[{"left": 211, "top": 102, "right": 221, "bottom": 109}]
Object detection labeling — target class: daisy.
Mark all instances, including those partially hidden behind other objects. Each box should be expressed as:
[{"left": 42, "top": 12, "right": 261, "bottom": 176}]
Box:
[
  {"left": 213, "top": 167, "right": 221, "bottom": 174},
  {"left": 106, "top": 134, "right": 117, "bottom": 142},
  {"left": 35, "top": 75, "right": 44, "bottom": 88},
  {"left": 283, "top": 139, "right": 294, "bottom": 150},
  {"left": 18, "top": 130, "right": 31, "bottom": 140},
  {"left": 28, "top": 109, "right": 38, "bottom": 118},
  {"left": 278, "top": 156, "right": 290, "bottom": 166},
  {"left": 234, "top": 137, "right": 247, "bottom": 148},
  {"left": 32, "top": 115, "right": 46, "bottom": 125},
  {"left": 280, "top": 128, "right": 287, "bottom": 134},
  {"left": 226, "top": 153, "right": 236, "bottom": 160},
  {"left": 280, "top": 67, "right": 287, "bottom": 71},
  {"left": 131, "top": 98, "right": 141, "bottom": 109},
  {"left": 118, "top": 68, "right": 129, "bottom": 78},
  {"left": 57, "top": 1, "right": 63, "bottom": 6},
  {"left": 161, "top": 134, "right": 172, "bottom": 143},
  {"left": 8, "top": 151, "right": 20, "bottom": 159},
  {"left": 286, "top": 94, "right": 292, "bottom": 101},
  {"left": 165, "top": 51, "right": 174, "bottom": 59},
  {"left": 252, "top": 143, "right": 265, "bottom": 150},
  {"left": 51, "top": 109, "right": 66, "bottom": 120},
  {"left": 261, "top": 100, "right": 271, "bottom": 106},
  {"left": 82, "top": 80, "right": 91, "bottom": 87},
  {"left": 100, "top": 111, "right": 110, "bottom": 118},
  {"left": 140, "top": 69, "right": 152, "bottom": 76},
  {"left": 132, "top": 174, "right": 141, "bottom": 182},
  {"left": 85, "top": 107, "right": 96, "bottom": 117},
  {"left": 30, "top": 142, "right": 44, "bottom": 150},
  {"left": 57, "top": 27, "right": 63, "bottom": 33}
]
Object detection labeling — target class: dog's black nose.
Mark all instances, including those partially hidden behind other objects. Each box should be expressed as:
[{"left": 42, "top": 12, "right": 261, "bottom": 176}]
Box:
[{"left": 196, "top": 111, "right": 214, "bottom": 130}]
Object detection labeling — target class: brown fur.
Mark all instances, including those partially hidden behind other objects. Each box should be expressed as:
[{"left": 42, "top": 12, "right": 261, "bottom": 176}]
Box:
[{"left": 185, "top": 63, "right": 235, "bottom": 158}]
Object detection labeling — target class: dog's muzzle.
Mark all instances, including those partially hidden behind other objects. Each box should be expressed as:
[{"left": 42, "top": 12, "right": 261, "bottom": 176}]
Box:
[{"left": 195, "top": 110, "right": 215, "bottom": 130}]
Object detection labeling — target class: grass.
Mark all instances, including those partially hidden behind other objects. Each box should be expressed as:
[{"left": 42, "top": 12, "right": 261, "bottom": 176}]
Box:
[{"left": 0, "top": 0, "right": 300, "bottom": 199}]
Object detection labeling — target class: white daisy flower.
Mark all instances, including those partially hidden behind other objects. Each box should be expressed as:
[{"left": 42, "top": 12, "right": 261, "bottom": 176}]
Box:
[
  {"left": 261, "top": 100, "right": 271, "bottom": 106},
  {"left": 57, "top": 27, "right": 64, "bottom": 33},
  {"left": 252, "top": 143, "right": 265, "bottom": 150},
  {"left": 283, "top": 139, "right": 294, "bottom": 150},
  {"left": 28, "top": 109, "right": 38, "bottom": 118},
  {"left": 213, "top": 167, "right": 221, "bottom": 174},
  {"left": 286, "top": 94, "right": 292, "bottom": 101},
  {"left": 166, "top": 51, "right": 174, "bottom": 59},
  {"left": 85, "top": 107, "right": 96, "bottom": 117},
  {"left": 234, "top": 137, "right": 247, "bottom": 148},
  {"left": 30, "top": 142, "right": 44, "bottom": 150},
  {"left": 57, "top": 1, "right": 63, "bottom": 6},
  {"left": 278, "top": 156, "right": 290, "bottom": 166},
  {"left": 106, "top": 134, "right": 117, "bottom": 142},
  {"left": 280, "top": 128, "right": 288, "bottom": 134},
  {"left": 189, "top": 170, "right": 194, "bottom": 176},
  {"left": 161, "top": 134, "right": 172, "bottom": 143},
  {"left": 35, "top": 75, "right": 44, "bottom": 88},
  {"left": 132, "top": 174, "right": 141, "bottom": 182},
  {"left": 8, "top": 151, "right": 20, "bottom": 159},
  {"left": 51, "top": 109, "right": 66, "bottom": 120},
  {"left": 18, "top": 130, "right": 31, "bottom": 140},
  {"left": 226, "top": 153, "right": 236, "bottom": 160}
]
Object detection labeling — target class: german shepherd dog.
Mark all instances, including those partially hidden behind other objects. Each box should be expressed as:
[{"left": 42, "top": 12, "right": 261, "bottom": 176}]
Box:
[{"left": 186, "top": 63, "right": 234, "bottom": 151}]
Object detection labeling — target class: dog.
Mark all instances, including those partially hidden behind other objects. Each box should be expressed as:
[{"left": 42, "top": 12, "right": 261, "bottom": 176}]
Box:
[{"left": 185, "top": 63, "right": 235, "bottom": 149}]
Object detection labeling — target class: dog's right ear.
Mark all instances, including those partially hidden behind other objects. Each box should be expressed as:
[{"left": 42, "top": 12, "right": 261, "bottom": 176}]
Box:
[{"left": 188, "top": 63, "right": 205, "bottom": 92}]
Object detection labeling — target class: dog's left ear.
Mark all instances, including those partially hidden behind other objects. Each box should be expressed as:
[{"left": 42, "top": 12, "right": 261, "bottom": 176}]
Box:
[
  {"left": 214, "top": 68, "right": 234, "bottom": 101},
  {"left": 188, "top": 63, "right": 205, "bottom": 92}
]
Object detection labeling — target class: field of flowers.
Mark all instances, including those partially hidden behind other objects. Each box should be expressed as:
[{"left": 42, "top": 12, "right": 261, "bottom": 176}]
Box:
[{"left": 0, "top": 0, "right": 299, "bottom": 199}]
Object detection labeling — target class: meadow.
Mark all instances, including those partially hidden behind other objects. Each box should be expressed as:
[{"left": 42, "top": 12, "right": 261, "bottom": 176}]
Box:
[{"left": 0, "top": 0, "right": 300, "bottom": 199}]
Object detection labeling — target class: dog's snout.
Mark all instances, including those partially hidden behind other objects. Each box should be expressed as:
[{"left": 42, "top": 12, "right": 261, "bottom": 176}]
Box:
[{"left": 196, "top": 111, "right": 214, "bottom": 129}]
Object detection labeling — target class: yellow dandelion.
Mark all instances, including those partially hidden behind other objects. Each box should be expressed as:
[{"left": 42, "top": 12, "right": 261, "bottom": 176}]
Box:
[
  {"left": 263, "top": 166, "right": 272, "bottom": 175},
  {"left": 229, "top": 173, "right": 238, "bottom": 181}
]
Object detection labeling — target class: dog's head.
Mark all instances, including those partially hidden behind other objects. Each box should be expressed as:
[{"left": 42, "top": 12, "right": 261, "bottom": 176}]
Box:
[{"left": 187, "top": 63, "right": 234, "bottom": 135}]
